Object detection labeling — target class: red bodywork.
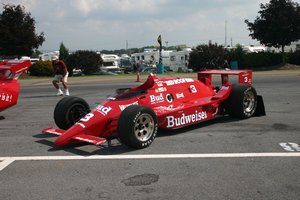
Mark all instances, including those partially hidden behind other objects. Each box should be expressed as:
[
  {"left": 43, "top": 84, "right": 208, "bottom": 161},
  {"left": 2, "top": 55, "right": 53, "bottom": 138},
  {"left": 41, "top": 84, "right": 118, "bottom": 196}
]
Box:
[
  {"left": 43, "top": 70, "right": 254, "bottom": 147},
  {"left": 0, "top": 60, "right": 31, "bottom": 112}
]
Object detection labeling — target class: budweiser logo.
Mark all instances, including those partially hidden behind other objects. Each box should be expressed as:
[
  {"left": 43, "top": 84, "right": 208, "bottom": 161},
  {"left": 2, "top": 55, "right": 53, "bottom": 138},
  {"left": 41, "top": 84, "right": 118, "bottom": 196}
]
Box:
[{"left": 166, "top": 111, "right": 207, "bottom": 128}]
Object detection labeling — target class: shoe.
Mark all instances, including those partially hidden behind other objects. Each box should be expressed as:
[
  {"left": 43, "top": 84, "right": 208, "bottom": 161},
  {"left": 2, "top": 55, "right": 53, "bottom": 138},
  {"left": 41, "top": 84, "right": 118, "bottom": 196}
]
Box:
[
  {"left": 65, "top": 89, "right": 70, "bottom": 96},
  {"left": 56, "top": 89, "right": 63, "bottom": 96}
]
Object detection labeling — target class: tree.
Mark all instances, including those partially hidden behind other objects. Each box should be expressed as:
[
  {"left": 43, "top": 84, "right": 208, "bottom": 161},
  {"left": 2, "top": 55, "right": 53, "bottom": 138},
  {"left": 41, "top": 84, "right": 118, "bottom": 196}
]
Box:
[
  {"left": 59, "top": 42, "right": 69, "bottom": 61},
  {"left": 228, "top": 44, "right": 247, "bottom": 69},
  {"left": 0, "top": 4, "right": 45, "bottom": 57},
  {"left": 245, "top": 0, "right": 300, "bottom": 62},
  {"left": 66, "top": 50, "right": 101, "bottom": 75},
  {"left": 188, "top": 42, "right": 229, "bottom": 71}
]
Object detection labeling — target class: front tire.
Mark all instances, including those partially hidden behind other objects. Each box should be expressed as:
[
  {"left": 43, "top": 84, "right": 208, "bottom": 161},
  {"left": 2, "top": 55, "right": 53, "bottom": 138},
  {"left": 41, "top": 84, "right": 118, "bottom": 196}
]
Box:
[
  {"left": 224, "top": 84, "right": 257, "bottom": 119},
  {"left": 54, "top": 96, "right": 90, "bottom": 130},
  {"left": 118, "top": 105, "right": 158, "bottom": 149}
]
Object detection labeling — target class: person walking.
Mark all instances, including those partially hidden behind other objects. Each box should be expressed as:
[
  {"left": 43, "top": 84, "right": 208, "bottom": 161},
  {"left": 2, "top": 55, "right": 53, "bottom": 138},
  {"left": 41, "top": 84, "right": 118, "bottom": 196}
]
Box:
[{"left": 52, "top": 56, "right": 70, "bottom": 96}]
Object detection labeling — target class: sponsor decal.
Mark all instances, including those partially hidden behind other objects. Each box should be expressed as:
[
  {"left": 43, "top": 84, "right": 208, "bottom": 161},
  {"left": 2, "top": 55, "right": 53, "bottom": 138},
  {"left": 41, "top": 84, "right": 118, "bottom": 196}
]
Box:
[
  {"left": 95, "top": 105, "right": 112, "bottom": 115},
  {"left": 156, "top": 105, "right": 184, "bottom": 111},
  {"left": 119, "top": 101, "right": 138, "bottom": 111},
  {"left": 0, "top": 93, "right": 12, "bottom": 102},
  {"left": 155, "top": 87, "right": 166, "bottom": 93},
  {"left": 165, "top": 78, "right": 194, "bottom": 86},
  {"left": 150, "top": 93, "right": 164, "bottom": 104},
  {"left": 220, "top": 86, "right": 229, "bottom": 90},
  {"left": 156, "top": 81, "right": 164, "bottom": 87},
  {"left": 176, "top": 93, "right": 184, "bottom": 99},
  {"left": 166, "top": 110, "right": 207, "bottom": 128}
]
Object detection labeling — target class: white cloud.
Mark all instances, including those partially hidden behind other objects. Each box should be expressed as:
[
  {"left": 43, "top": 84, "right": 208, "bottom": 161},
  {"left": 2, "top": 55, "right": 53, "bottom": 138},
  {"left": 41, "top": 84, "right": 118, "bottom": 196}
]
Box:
[{"left": 0, "top": 0, "right": 274, "bottom": 50}]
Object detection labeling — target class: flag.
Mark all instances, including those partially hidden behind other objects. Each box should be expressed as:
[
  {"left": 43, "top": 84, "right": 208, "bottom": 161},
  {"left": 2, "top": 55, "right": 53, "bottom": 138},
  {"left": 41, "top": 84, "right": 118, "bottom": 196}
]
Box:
[{"left": 157, "top": 35, "right": 162, "bottom": 46}]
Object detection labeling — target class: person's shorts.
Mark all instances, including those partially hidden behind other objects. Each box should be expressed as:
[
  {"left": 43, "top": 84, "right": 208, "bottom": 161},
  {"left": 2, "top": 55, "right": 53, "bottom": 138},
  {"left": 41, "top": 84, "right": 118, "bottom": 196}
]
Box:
[{"left": 53, "top": 72, "right": 68, "bottom": 82}]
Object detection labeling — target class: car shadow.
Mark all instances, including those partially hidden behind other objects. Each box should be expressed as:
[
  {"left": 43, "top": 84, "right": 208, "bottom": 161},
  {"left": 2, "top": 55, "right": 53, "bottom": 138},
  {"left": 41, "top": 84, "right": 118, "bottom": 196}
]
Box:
[
  {"left": 33, "top": 115, "right": 244, "bottom": 156},
  {"left": 34, "top": 133, "right": 136, "bottom": 156}
]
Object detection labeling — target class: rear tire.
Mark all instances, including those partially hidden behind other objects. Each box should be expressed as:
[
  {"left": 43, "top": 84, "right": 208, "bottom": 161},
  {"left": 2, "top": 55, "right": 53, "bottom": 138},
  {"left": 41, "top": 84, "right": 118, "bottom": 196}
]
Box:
[
  {"left": 54, "top": 96, "right": 90, "bottom": 130},
  {"left": 224, "top": 84, "right": 257, "bottom": 119},
  {"left": 118, "top": 105, "right": 158, "bottom": 149}
]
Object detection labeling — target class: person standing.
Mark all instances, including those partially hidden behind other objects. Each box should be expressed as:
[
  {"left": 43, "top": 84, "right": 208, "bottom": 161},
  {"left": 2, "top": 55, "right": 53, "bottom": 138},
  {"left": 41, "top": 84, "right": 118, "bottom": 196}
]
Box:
[{"left": 52, "top": 56, "right": 70, "bottom": 96}]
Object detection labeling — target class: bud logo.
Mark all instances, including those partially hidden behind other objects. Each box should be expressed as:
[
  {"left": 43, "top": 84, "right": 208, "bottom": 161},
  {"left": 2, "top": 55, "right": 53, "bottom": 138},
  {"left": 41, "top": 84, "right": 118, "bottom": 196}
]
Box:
[
  {"left": 96, "top": 105, "right": 112, "bottom": 115},
  {"left": 150, "top": 93, "right": 164, "bottom": 104},
  {"left": 166, "top": 111, "right": 207, "bottom": 128}
]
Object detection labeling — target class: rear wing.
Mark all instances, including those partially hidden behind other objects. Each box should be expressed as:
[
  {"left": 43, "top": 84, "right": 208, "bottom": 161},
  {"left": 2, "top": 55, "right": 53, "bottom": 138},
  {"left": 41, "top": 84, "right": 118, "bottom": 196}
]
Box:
[
  {"left": 198, "top": 70, "right": 252, "bottom": 86},
  {"left": 0, "top": 60, "right": 31, "bottom": 80}
]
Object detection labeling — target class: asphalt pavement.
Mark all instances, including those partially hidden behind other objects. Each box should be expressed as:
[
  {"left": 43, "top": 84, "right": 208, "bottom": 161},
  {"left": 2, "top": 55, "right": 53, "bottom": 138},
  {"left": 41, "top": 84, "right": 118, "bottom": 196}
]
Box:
[{"left": 1, "top": 70, "right": 300, "bottom": 200}]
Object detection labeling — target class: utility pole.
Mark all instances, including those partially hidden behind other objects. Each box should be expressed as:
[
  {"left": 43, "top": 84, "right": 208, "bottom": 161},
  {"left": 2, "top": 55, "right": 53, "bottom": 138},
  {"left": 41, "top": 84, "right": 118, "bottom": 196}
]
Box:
[{"left": 225, "top": 20, "right": 227, "bottom": 47}]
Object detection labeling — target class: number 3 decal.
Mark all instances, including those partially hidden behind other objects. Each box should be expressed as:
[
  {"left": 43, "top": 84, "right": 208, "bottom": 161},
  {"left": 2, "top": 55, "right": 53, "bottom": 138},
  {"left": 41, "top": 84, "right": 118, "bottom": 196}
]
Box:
[
  {"left": 190, "top": 85, "right": 197, "bottom": 93},
  {"left": 80, "top": 113, "right": 94, "bottom": 122}
]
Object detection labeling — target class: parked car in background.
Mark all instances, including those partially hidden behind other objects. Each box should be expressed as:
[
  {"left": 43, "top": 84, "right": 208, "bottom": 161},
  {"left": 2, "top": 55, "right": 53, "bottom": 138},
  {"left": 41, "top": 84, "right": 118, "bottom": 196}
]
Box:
[
  {"left": 119, "top": 57, "right": 133, "bottom": 74},
  {"left": 72, "top": 69, "right": 84, "bottom": 76}
]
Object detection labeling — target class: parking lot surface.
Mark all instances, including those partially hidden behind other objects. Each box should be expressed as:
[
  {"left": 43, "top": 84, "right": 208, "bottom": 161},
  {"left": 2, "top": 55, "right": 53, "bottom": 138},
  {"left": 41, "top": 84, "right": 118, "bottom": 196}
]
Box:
[{"left": 1, "top": 71, "right": 300, "bottom": 200}]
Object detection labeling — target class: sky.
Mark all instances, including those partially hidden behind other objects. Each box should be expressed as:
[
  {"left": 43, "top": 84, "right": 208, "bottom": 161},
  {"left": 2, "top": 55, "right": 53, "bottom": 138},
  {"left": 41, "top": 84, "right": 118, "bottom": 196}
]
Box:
[{"left": 0, "top": 0, "right": 283, "bottom": 52}]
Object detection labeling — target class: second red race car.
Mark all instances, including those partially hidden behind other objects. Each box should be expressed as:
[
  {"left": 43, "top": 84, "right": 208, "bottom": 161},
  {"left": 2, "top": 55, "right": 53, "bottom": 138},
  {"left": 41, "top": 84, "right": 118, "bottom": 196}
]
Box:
[
  {"left": 43, "top": 70, "right": 265, "bottom": 149},
  {"left": 0, "top": 60, "right": 31, "bottom": 112}
]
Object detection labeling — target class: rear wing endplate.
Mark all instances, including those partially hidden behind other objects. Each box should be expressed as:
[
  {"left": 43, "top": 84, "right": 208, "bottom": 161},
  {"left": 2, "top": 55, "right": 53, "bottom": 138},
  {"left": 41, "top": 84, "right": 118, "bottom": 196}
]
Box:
[
  {"left": 198, "top": 70, "right": 252, "bottom": 86},
  {"left": 0, "top": 60, "right": 31, "bottom": 80}
]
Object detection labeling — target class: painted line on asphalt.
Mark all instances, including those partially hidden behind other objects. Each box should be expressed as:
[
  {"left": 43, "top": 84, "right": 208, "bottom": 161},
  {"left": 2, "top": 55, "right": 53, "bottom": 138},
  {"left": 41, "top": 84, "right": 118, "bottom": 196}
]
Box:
[
  {"left": 1, "top": 152, "right": 300, "bottom": 172},
  {"left": 0, "top": 158, "right": 15, "bottom": 171}
]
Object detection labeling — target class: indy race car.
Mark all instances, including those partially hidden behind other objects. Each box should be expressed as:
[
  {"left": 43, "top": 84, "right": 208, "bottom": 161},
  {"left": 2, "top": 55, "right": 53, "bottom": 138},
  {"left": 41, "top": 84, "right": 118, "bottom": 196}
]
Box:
[
  {"left": 0, "top": 60, "right": 31, "bottom": 112},
  {"left": 43, "top": 70, "right": 265, "bottom": 149}
]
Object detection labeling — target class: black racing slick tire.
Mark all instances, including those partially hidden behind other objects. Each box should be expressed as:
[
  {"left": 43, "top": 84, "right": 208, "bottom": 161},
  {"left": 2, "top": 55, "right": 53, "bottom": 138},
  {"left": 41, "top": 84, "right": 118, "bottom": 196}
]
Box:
[
  {"left": 118, "top": 105, "right": 158, "bottom": 149},
  {"left": 54, "top": 96, "right": 90, "bottom": 130},
  {"left": 224, "top": 84, "right": 257, "bottom": 119}
]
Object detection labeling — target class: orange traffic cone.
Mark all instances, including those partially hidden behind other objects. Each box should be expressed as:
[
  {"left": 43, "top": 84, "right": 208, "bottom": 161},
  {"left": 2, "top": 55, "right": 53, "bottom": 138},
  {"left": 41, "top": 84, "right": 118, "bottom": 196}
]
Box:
[{"left": 136, "top": 72, "right": 140, "bottom": 82}]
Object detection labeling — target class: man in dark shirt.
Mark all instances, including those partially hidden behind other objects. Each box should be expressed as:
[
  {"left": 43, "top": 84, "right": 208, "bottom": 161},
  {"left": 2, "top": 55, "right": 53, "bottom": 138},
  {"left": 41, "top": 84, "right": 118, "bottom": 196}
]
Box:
[{"left": 52, "top": 56, "right": 70, "bottom": 96}]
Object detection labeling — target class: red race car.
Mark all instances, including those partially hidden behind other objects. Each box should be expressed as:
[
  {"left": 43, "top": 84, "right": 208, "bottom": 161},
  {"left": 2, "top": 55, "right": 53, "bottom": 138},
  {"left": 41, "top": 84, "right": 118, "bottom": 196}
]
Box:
[
  {"left": 43, "top": 70, "right": 265, "bottom": 149},
  {"left": 0, "top": 60, "right": 31, "bottom": 112}
]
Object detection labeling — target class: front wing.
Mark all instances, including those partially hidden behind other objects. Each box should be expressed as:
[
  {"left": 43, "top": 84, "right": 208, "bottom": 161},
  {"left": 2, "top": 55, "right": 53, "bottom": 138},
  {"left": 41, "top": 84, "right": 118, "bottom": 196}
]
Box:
[{"left": 43, "top": 128, "right": 107, "bottom": 146}]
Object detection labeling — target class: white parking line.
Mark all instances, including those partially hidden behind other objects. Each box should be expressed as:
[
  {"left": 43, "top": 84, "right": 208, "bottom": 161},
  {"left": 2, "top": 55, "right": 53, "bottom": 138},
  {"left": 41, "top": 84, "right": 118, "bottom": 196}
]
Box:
[
  {"left": 0, "top": 158, "right": 15, "bottom": 171},
  {"left": 1, "top": 152, "right": 300, "bottom": 172}
]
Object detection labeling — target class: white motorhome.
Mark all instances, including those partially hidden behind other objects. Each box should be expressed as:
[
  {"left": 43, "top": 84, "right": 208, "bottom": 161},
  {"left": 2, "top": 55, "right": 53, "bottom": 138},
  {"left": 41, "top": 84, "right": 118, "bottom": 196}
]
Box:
[
  {"left": 131, "top": 49, "right": 172, "bottom": 68},
  {"left": 39, "top": 51, "right": 59, "bottom": 61},
  {"left": 100, "top": 54, "right": 120, "bottom": 71},
  {"left": 243, "top": 45, "right": 266, "bottom": 53},
  {"left": 169, "top": 48, "right": 192, "bottom": 72}
]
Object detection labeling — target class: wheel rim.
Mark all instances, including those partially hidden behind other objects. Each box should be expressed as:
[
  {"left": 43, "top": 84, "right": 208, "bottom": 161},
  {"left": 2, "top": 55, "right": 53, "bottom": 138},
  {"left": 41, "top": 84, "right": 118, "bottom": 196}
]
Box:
[
  {"left": 134, "top": 113, "right": 155, "bottom": 142},
  {"left": 243, "top": 90, "right": 256, "bottom": 113},
  {"left": 68, "top": 103, "right": 89, "bottom": 124}
]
